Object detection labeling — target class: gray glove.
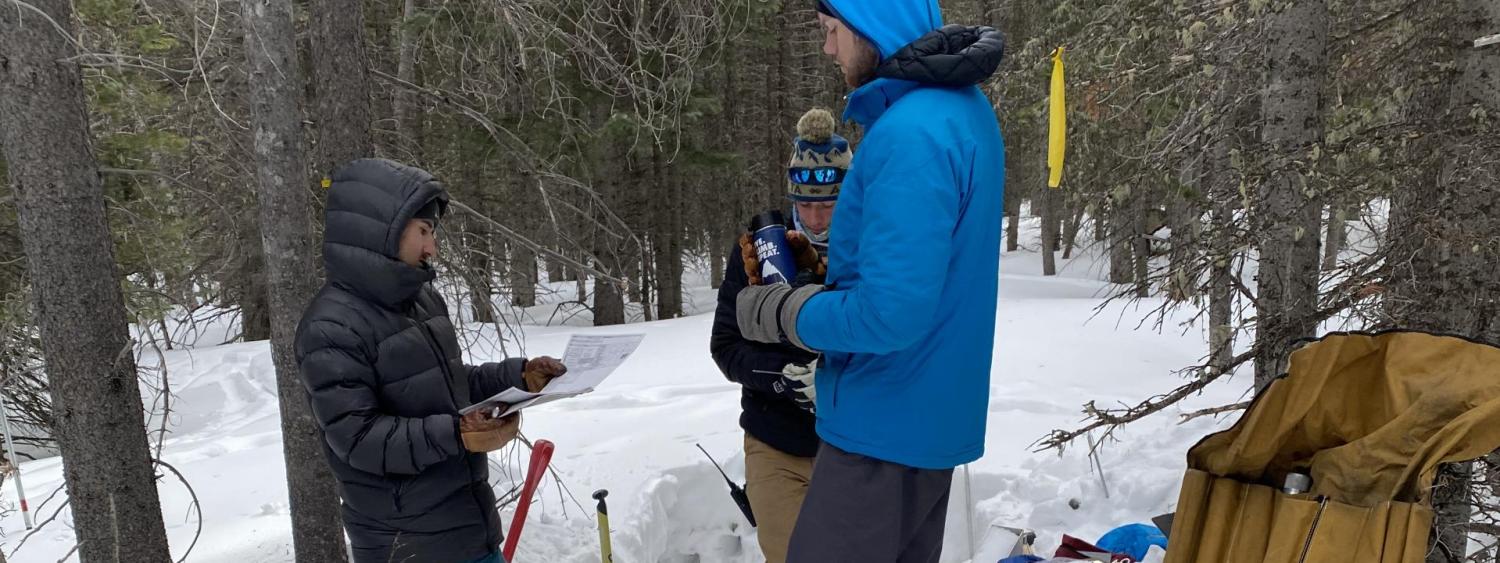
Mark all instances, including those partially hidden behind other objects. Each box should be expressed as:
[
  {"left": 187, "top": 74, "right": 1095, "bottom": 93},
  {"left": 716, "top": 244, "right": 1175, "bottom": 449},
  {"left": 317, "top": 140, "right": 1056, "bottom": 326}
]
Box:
[{"left": 736, "top": 283, "right": 823, "bottom": 352}]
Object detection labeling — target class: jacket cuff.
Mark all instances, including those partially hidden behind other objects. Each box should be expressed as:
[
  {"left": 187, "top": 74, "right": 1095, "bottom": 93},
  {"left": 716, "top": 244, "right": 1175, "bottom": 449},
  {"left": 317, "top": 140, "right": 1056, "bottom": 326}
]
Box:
[
  {"left": 439, "top": 413, "right": 465, "bottom": 457},
  {"left": 780, "top": 284, "right": 824, "bottom": 353},
  {"left": 499, "top": 357, "right": 530, "bottom": 392}
]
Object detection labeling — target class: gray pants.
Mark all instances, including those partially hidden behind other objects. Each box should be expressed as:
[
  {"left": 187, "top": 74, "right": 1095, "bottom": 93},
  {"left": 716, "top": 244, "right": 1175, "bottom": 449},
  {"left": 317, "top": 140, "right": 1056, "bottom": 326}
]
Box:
[{"left": 786, "top": 442, "right": 954, "bottom": 563}]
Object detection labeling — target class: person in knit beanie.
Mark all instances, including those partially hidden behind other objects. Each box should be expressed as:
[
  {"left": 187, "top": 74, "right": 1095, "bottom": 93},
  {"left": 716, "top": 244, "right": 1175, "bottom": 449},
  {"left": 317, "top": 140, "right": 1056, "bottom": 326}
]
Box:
[
  {"left": 785, "top": 108, "right": 851, "bottom": 251},
  {"left": 707, "top": 108, "right": 852, "bottom": 563}
]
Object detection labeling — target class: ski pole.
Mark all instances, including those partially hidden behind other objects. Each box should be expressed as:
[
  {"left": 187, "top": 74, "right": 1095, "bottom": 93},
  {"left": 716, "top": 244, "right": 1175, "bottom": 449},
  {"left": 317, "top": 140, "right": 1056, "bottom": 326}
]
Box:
[
  {"left": 503, "top": 439, "right": 555, "bottom": 561},
  {"left": 696, "top": 444, "right": 756, "bottom": 527},
  {"left": 0, "top": 393, "right": 30, "bottom": 529},
  {"left": 592, "top": 489, "right": 613, "bottom": 562}
]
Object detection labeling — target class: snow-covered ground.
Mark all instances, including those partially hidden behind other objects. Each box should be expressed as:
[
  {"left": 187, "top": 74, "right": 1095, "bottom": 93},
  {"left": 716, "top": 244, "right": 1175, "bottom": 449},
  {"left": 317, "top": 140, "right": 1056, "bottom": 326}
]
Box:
[{"left": 0, "top": 218, "right": 1258, "bottom": 562}]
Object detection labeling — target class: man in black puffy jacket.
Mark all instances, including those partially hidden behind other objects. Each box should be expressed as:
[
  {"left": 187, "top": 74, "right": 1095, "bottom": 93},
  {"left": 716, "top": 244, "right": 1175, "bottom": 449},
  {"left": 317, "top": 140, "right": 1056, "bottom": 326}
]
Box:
[
  {"left": 709, "top": 108, "right": 849, "bottom": 563},
  {"left": 296, "top": 158, "right": 565, "bottom": 563}
]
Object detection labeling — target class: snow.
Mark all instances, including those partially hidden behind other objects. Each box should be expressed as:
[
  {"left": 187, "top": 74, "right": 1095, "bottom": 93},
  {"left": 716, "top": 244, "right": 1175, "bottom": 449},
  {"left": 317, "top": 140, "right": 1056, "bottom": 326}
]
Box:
[{"left": 1, "top": 218, "right": 1255, "bottom": 563}]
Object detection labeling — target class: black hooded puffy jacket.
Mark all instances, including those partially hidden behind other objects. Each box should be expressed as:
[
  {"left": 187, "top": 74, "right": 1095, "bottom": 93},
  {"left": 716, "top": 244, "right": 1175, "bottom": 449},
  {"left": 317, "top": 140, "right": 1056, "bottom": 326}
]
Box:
[{"left": 295, "top": 158, "right": 527, "bottom": 563}]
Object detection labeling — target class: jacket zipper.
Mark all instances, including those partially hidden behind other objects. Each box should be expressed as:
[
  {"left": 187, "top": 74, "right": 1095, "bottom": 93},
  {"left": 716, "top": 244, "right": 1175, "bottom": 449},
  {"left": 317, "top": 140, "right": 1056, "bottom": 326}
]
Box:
[{"left": 1296, "top": 496, "right": 1330, "bottom": 563}]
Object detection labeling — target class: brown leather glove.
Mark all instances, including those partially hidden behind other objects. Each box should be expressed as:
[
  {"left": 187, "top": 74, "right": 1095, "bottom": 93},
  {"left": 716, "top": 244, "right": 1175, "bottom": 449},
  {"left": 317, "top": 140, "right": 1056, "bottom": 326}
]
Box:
[
  {"left": 737, "top": 233, "right": 762, "bottom": 285},
  {"left": 460, "top": 411, "right": 521, "bottom": 453},
  {"left": 786, "top": 231, "right": 826, "bottom": 278},
  {"left": 523, "top": 356, "right": 567, "bottom": 393}
]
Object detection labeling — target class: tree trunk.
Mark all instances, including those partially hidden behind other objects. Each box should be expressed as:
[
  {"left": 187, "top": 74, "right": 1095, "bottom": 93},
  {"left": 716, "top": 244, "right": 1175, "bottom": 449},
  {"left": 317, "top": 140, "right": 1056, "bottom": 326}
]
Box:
[
  {"left": 561, "top": 250, "right": 581, "bottom": 283},
  {"left": 309, "top": 0, "right": 376, "bottom": 175},
  {"left": 0, "top": 1, "right": 173, "bottom": 559},
  {"left": 469, "top": 252, "right": 496, "bottom": 325},
  {"left": 1052, "top": 196, "right": 1066, "bottom": 250},
  {"left": 1208, "top": 138, "right": 1236, "bottom": 374},
  {"left": 1168, "top": 190, "right": 1202, "bottom": 302},
  {"left": 1061, "top": 204, "right": 1085, "bottom": 260},
  {"left": 654, "top": 153, "right": 683, "bottom": 320},
  {"left": 238, "top": 222, "right": 273, "bottom": 342},
  {"left": 1004, "top": 186, "right": 1021, "bottom": 252},
  {"left": 240, "top": 0, "right": 352, "bottom": 560},
  {"left": 546, "top": 252, "right": 565, "bottom": 283},
  {"left": 1041, "top": 191, "right": 1059, "bottom": 276},
  {"left": 1321, "top": 203, "right": 1347, "bottom": 271},
  {"left": 1093, "top": 206, "right": 1108, "bottom": 242},
  {"left": 710, "top": 230, "right": 727, "bottom": 290},
  {"left": 392, "top": 0, "right": 423, "bottom": 162},
  {"left": 639, "top": 245, "right": 655, "bottom": 323},
  {"left": 1253, "top": 0, "right": 1328, "bottom": 391},
  {"left": 1109, "top": 189, "right": 1135, "bottom": 284},
  {"left": 1383, "top": 3, "right": 1500, "bottom": 559},
  {"left": 593, "top": 267, "right": 626, "bottom": 327},
  {"left": 625, "top": 251, "right": 643, "bottom": 303},
  {"left": 1132, "top": 196, "right": 1152, "bottom": 299},
  {"left": 575, "top": 267, "right": 587, "bottom": 308},
  {"left": 509, "top": 245, "right": 538, "bottom": 308}
]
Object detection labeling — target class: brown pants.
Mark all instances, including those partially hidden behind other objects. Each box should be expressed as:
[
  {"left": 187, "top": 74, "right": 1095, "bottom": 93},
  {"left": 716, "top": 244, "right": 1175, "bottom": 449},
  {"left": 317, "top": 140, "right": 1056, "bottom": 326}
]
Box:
[{"left": 744, "top": 434, "right": 816, "bottom": 563}]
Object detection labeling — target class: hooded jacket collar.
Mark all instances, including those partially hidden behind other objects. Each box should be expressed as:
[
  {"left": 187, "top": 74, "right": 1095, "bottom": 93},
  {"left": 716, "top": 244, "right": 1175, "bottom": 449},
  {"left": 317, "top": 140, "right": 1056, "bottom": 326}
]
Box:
[
  {"left": 322, "top": 158, "right": 450, "bottom": 310},
  {"left": 825, "top": 0, "right": 1004, "bottom": 127}
]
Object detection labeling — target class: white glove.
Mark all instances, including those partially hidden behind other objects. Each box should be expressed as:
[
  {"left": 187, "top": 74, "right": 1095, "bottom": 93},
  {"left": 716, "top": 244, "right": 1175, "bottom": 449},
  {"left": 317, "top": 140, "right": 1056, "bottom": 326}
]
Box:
[{"left": 778, "top": 362, "right": 817, "bottom": 413}]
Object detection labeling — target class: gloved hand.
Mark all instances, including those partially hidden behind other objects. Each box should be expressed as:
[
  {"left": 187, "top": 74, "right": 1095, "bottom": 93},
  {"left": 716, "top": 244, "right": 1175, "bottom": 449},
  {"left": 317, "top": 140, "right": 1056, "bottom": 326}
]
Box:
[
  {"left": 738, "top": 230, "right": 826, "bottom": 286},
  {"left": 737, "top": 233, "right": 763, "bottom": 286},
  {"left": 523, "top": 356, "right": 567, "bottom": 393},
  {"left": 460, "top": 411, "right": 521, "bottom": 453},
  {"left": 737, "top": 283, "right": 823, "bottom": 352},
  {"left": 785, "top": 231, "right": 826, "bottom": 278},
  {"left": 774, "top": 362, "right": 817, "bottom": 413}
]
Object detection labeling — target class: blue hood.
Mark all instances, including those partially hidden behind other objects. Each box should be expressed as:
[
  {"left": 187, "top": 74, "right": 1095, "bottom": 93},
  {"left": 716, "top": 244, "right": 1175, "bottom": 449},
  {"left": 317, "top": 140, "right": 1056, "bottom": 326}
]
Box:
[{"left": 823, "top": 0, "right": 944, "bottom": 60}]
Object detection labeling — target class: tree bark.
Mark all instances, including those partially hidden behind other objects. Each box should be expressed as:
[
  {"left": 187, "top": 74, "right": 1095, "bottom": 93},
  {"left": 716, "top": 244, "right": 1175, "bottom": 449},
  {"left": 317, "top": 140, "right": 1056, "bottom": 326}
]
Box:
[
  {"left": 593, "top": 269, "right": 626, "bottom": 326},
  {"left": 503, "top": 175, "right": 537, "bottom": 309},
  {"left": 0, "top": 1, "right": 173, "bottom": 560},
  {"left": 1004, "top": 186, "right": 1021, "bottom": 252},
  {"left": 1132, "top": 195, "right": 1152, "bottom": 299},
  {"left": 469, "top": 243, "right": 496, "bottom": 325},
  {"left": 1253, "top": 0, "right": 1328, "bottom": 391},
  {"left": 508, "top": 245, "right": 538, "bottom": 308},
  {"left": 1061, "top": 204, "right": 1084, "bottom": 260},
  {"left": 546, "top": 252, "right": 565, "bottom": 283},
  {"left": 1382, "top": 3, "right": 1500, "bottom": 559},
  {"left": 1168, "top": 189, "right": 1202, "bottom": 302},
  {"left": 625, "top": 252, "right": 642, "bottom": 304},
  {"left": 237, "top": 220, "right": 273, "bottom": 342},
  {"left": 1208, "top": 138, "right": 1236, "bottom": 374},
  {"left": 1041, "top": 191, "right": 1059, "bottom": 276},
  {"left": 1093, "top": 206, "right": 1108, "bottom": 243},
  {"left": 1109, "top": 189, "right": 1135, "bottom": 284},
  {"left": 653, "top": 151, "right": 683, "bottom": 320},
  {"left": 240, "top": 0, "right": 352, "bottom": 560},
  {"left": 1321, "top": 203, "right": 1347, "bottom": 271},
  {"left": 710, "top": 230, "right": 728, "bottom": 290},
  {"left": 309, "top": 0, "right": 376, "bottom": 175},
  {"left": 392, "top": 0, "right": 424, "bottom": 162}
]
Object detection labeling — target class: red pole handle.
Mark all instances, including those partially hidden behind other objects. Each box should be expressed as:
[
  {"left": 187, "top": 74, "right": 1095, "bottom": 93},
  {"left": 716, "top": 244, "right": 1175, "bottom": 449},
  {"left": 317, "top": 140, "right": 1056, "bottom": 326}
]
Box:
[{"left": 502, "top": 439, "right": 555, "bottom": 561}]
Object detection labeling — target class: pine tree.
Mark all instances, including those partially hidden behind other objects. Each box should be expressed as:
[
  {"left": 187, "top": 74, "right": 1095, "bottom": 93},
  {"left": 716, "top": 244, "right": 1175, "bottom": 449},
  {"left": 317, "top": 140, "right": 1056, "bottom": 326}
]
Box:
[{"left": 0, "top": 1, "right": 172, "bottom": 559}]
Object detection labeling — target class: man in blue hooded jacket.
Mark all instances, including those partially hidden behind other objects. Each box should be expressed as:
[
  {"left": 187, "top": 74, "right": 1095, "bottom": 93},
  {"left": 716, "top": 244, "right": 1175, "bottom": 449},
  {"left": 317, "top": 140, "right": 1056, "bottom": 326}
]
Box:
[{"left": 734, "top": 1, "right": 1005, "bottom": 560}]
